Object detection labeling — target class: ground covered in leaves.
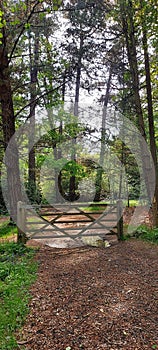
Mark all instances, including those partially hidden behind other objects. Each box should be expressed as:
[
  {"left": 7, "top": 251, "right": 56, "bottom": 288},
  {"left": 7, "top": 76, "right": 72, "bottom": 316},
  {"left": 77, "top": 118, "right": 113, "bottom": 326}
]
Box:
[{"left": 17, "top": 239, "right": 158, "bottom": 350}]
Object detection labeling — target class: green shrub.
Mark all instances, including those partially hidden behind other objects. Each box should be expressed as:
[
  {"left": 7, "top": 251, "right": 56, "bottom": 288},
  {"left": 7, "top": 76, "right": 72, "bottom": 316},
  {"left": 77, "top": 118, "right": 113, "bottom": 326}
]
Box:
[
  {"left": 133, "top": 225, "right": 158, "bottom": 243},
  {"left": 0, "top": 221, "right": 17, "bottom": 239},
  {"left": 0, "top": 242, "right": 38, "bottom": 349}
]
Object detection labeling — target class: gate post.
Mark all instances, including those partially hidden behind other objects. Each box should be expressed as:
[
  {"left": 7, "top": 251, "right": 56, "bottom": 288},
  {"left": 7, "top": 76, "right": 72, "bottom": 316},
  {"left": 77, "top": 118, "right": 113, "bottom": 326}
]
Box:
[
  {"left": 117, "top": 200, "right": 123, "bottom": 241},
  {"left": 17, "top": 202, "right": 28, "bottom": 244}
]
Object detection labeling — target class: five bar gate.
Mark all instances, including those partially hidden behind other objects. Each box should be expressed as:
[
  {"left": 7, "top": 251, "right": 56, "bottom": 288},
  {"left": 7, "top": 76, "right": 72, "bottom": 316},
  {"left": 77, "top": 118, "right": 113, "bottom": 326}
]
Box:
[{"left": 17, "top": 201, "right": 123, "bottom": 244}]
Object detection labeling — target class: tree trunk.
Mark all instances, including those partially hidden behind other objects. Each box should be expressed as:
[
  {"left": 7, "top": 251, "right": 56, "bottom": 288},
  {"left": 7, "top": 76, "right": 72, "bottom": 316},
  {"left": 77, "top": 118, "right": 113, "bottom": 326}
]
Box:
[
  {"left": 118, "top": 141, "right": 125, "bottom": 200},
  {"left": 94, "top": 67, "right": 112, "bottom": 201},
  {"left": 69, "top": 34, "right": 83, "bottom": 201},
  {"left": 28, "top": 28, "right": 39, "bottom": 191},
  {"left": 140, "top": 3, "right": 158, "bottom": 226},
  {"left": 55, "top": 75, "right": 65, "bottom": 203},
  {"left": 120, "top": 0, "right": 153, "bottom": 204},
  {"left": 0, "top": 25, "right": 22, "bottom": 224}
]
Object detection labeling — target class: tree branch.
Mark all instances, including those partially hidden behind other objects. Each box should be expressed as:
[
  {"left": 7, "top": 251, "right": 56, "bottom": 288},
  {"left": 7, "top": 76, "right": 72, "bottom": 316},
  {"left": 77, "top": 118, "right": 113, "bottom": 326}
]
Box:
[
  {"left": 14, "top": 82, "right": 66, "bottom": 120},
  {"left": 8, "top": 0, "right": 41, "bottom": 63}
]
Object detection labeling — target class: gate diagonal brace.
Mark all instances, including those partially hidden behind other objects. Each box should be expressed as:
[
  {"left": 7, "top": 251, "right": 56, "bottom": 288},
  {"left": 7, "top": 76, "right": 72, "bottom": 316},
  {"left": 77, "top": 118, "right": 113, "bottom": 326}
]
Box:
[
  {"left": 27, "top": 213, "right": 81, "bottom": 240},
  {"left": 25, "top": 203, "right": 120, "bottom": 240},
  {"left": 77, "top": 206, "right": 117, "bottom": 238}
]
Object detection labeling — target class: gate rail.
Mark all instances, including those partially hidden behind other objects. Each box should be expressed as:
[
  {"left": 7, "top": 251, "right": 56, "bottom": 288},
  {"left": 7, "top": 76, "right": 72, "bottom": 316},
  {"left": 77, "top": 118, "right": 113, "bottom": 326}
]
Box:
[{"left": 17, "top": 200, "right": 123, "bottom": 242}]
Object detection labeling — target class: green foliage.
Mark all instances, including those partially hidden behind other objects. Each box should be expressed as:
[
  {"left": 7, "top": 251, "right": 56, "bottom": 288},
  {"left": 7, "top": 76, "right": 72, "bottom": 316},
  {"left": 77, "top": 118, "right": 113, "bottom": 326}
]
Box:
[
  {"left": 84, "top": 204, "right": 107, "bottom": 212},
  {"left": 0, "top": 242, "right": 38, "bottom": 349},
  {"left": 24, "top": 22, "right": 31, "bottom": 29},
  {"left": 125, "top": 199, "right": 139, "bottom": 206},
  {"left": 111, "top": 138, "right": 140, "bottom": 200},
  {"left": 59, "top": 160, "right": 87, "bottom": 196},
  {"left": 53, "top": 0, "right": 63, "bottom": 11},
  {"left": 0, "top": 9, "right": 3, "bottom": 44},
  {"left": 62, "top": 160, "right": 86, "bottom": 178},
  {"left": 132, "top": 225, "right": 158, "bottom": 244},
  {"left": 0, "top": 187, "right": 7, "bottom": 215},
  {"left": 25, "top": 180, "right": 42, "bottom": 204},
  {"left": 0, "top": 221, "right": 17, "bottom": 239},
  {"left": 0, "top": 0, "right": 158, "bottom": 226}
]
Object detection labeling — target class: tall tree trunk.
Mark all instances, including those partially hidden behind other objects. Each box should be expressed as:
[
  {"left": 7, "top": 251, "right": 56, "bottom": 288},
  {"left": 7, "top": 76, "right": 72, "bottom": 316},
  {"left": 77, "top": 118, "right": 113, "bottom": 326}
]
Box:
[
  {"left": 140, "top": 2, "right": 158, "bottom": 226},
  {"left": 55, "top": 76, "right": 65, "bottom": 203},
  {"left": 0, "top": 22, "right": 22, "bottom": 225},
  {"left": 94, "top": 67, "right": 112, "bottom": 201},
  {"left": 28, "top": 28, "right": 39, "bottom": 194},
  {"left": 0, "top": 167, "right": 6, "bottom": 213},
  {"left": 118, "top": 141, "right": 125, "bottom": 200},
  {"left": 120, "top": 0, "right": 153, "bottom": 204},
  {"left": 69, "top": 34, "right": 83, "bottom": 201}
]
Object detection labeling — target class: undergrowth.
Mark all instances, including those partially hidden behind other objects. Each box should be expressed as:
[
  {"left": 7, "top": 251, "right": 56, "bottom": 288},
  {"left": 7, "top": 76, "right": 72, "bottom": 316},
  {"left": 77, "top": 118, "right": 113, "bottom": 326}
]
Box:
[
  {"left": 0, "top": 220, "right": 17, "bottom": 239},
  {"left": 0, "top": 242, "right": 38, "bottom": 349},
  {"left": 130, "top": 225, "right": 158, "bottom": 244}
]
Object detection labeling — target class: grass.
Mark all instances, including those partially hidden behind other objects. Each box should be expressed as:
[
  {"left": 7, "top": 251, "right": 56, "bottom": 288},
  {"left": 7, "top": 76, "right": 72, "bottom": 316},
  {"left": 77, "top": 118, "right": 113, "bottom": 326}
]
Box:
[
  {"left": 0, "top": 241, "right": 38, "bottom": 349},
  {"left": 81, "top": 203, "right": 108, "bottom": 212},
  {"left": 83, "top": 200, "right": 143, "bottom": 212},
  {"left": 0, "top": 219, "right": 17, "bottom": 239},
  {"left": 84, "top": 205, "right": 107, "bottom": 212}
]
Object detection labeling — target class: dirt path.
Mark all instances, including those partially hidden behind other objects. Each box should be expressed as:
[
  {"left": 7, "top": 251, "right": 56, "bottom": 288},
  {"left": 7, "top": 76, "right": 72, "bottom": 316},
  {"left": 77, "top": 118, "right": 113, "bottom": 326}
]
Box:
[{"left": 16, "top": 239, "right": 158, "bottom": 350}]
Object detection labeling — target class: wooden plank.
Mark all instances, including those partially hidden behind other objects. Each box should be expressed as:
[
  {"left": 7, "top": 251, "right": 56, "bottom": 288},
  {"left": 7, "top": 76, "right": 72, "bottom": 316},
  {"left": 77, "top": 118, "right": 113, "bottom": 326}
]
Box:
[
  {"left": 25, "top": 202, "right": 114, "bottom": 210},
  {"left": 26, "top": 225, "right": 114, "bottom": 233},
  {"left": 22, "top": 201, "right": 121, "bottom": 242},
  {"left": 39, "top": 211, "right": 107, "bottom": 216},
  {"left": 26, "top": 218, "right": 117, "bottom": 225}
]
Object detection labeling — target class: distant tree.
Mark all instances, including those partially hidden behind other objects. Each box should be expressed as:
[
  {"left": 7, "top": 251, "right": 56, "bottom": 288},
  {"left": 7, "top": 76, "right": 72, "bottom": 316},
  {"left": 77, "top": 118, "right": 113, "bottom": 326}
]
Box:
[{"left": 60, "top": 0, "right": 113, "bottom": 200}]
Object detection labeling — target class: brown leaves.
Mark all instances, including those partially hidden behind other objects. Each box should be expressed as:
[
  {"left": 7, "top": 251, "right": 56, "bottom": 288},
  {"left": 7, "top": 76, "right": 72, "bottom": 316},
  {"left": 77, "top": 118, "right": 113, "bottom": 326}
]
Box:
[{"left": 17, "top": 240, "right": 158, "bottom": 349}]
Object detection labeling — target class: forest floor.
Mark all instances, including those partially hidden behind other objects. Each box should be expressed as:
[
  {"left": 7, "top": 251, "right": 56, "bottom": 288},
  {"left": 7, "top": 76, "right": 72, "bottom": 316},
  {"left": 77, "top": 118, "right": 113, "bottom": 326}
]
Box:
[{"left": 16, "top": 239, "right": 158, "bottom": 350}]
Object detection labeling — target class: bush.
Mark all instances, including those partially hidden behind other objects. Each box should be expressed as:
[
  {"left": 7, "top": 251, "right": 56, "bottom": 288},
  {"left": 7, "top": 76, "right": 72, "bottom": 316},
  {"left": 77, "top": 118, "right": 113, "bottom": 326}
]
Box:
[
  {"left": 0, "top": 242, "right": 38, "bottom": 349},
  {"left": 133, "top": 226, "right": 158, "bottom": 243},
  {"left": 25, "top": 180, "right": 42, "bottom": 204}
]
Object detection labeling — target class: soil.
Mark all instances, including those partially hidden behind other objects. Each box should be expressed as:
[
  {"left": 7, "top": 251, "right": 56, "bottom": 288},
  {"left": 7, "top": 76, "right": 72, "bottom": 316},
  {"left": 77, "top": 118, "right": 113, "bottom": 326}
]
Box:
[{"left": 16, "top": 239, "right": 158, "bottom": 350}]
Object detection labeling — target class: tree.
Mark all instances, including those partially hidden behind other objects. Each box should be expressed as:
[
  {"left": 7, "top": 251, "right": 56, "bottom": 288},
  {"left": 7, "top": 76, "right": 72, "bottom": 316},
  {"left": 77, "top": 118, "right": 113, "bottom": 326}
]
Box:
[
  {"left": 0, "top": 0, "right": 63, "bottom": 239},
  {"left": 114, "top": 0, "right": 158, "bottom": 225},
  {"left": 118, "top": 0, "right": 154, "bottom": 203},
  {"left": 60, "top": 0, "right": 113, "bottom": 201},
  {"left": 0, "top": 0, "right": 24, "bottom": 222},
  {"left": 28, "top": 23, "right": 39, "bottom": 197},
  {"left": 94, "top": 66, "right": 112, "bottom": 201},
  {"left": 138, "top": 0, "right": 158, "bottom": 225}
]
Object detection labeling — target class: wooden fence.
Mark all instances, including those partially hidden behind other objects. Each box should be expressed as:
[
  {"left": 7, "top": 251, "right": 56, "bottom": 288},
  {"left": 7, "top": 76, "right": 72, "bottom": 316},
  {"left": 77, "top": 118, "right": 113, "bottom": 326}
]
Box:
[{"left": 17, "top": 200, "right": 123, "bottom": 243}]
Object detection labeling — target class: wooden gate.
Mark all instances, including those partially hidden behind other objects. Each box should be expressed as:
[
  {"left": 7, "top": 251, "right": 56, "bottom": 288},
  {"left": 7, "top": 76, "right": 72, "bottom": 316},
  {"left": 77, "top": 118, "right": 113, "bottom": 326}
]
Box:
[{"left": 17, "top": 201, "right": 123, "bottom": 243}]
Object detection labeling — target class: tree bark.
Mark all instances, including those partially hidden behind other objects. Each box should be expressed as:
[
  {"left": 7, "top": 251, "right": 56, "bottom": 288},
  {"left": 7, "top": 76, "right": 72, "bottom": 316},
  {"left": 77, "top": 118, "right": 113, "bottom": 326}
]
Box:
[
  {"left": 69, "top": 33, "right": 83, "bottom": 201},
  {"left": 140, "top": 2, "right": 158, "bottom": 225},
  {"left": 120, "top": 0, "right": 153, "bottom": 204},
  {"left": 94, "top": 67, "right": 112, "bottom": 201},
  {"left": 0, "top": 0, "right": 43, "bottom": 241},
  {"left": 0, "top": 23, "right": 22, "bottom": 224},
  {"left": 28, "top": 28, "right": 39, "bottom": 188}
]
